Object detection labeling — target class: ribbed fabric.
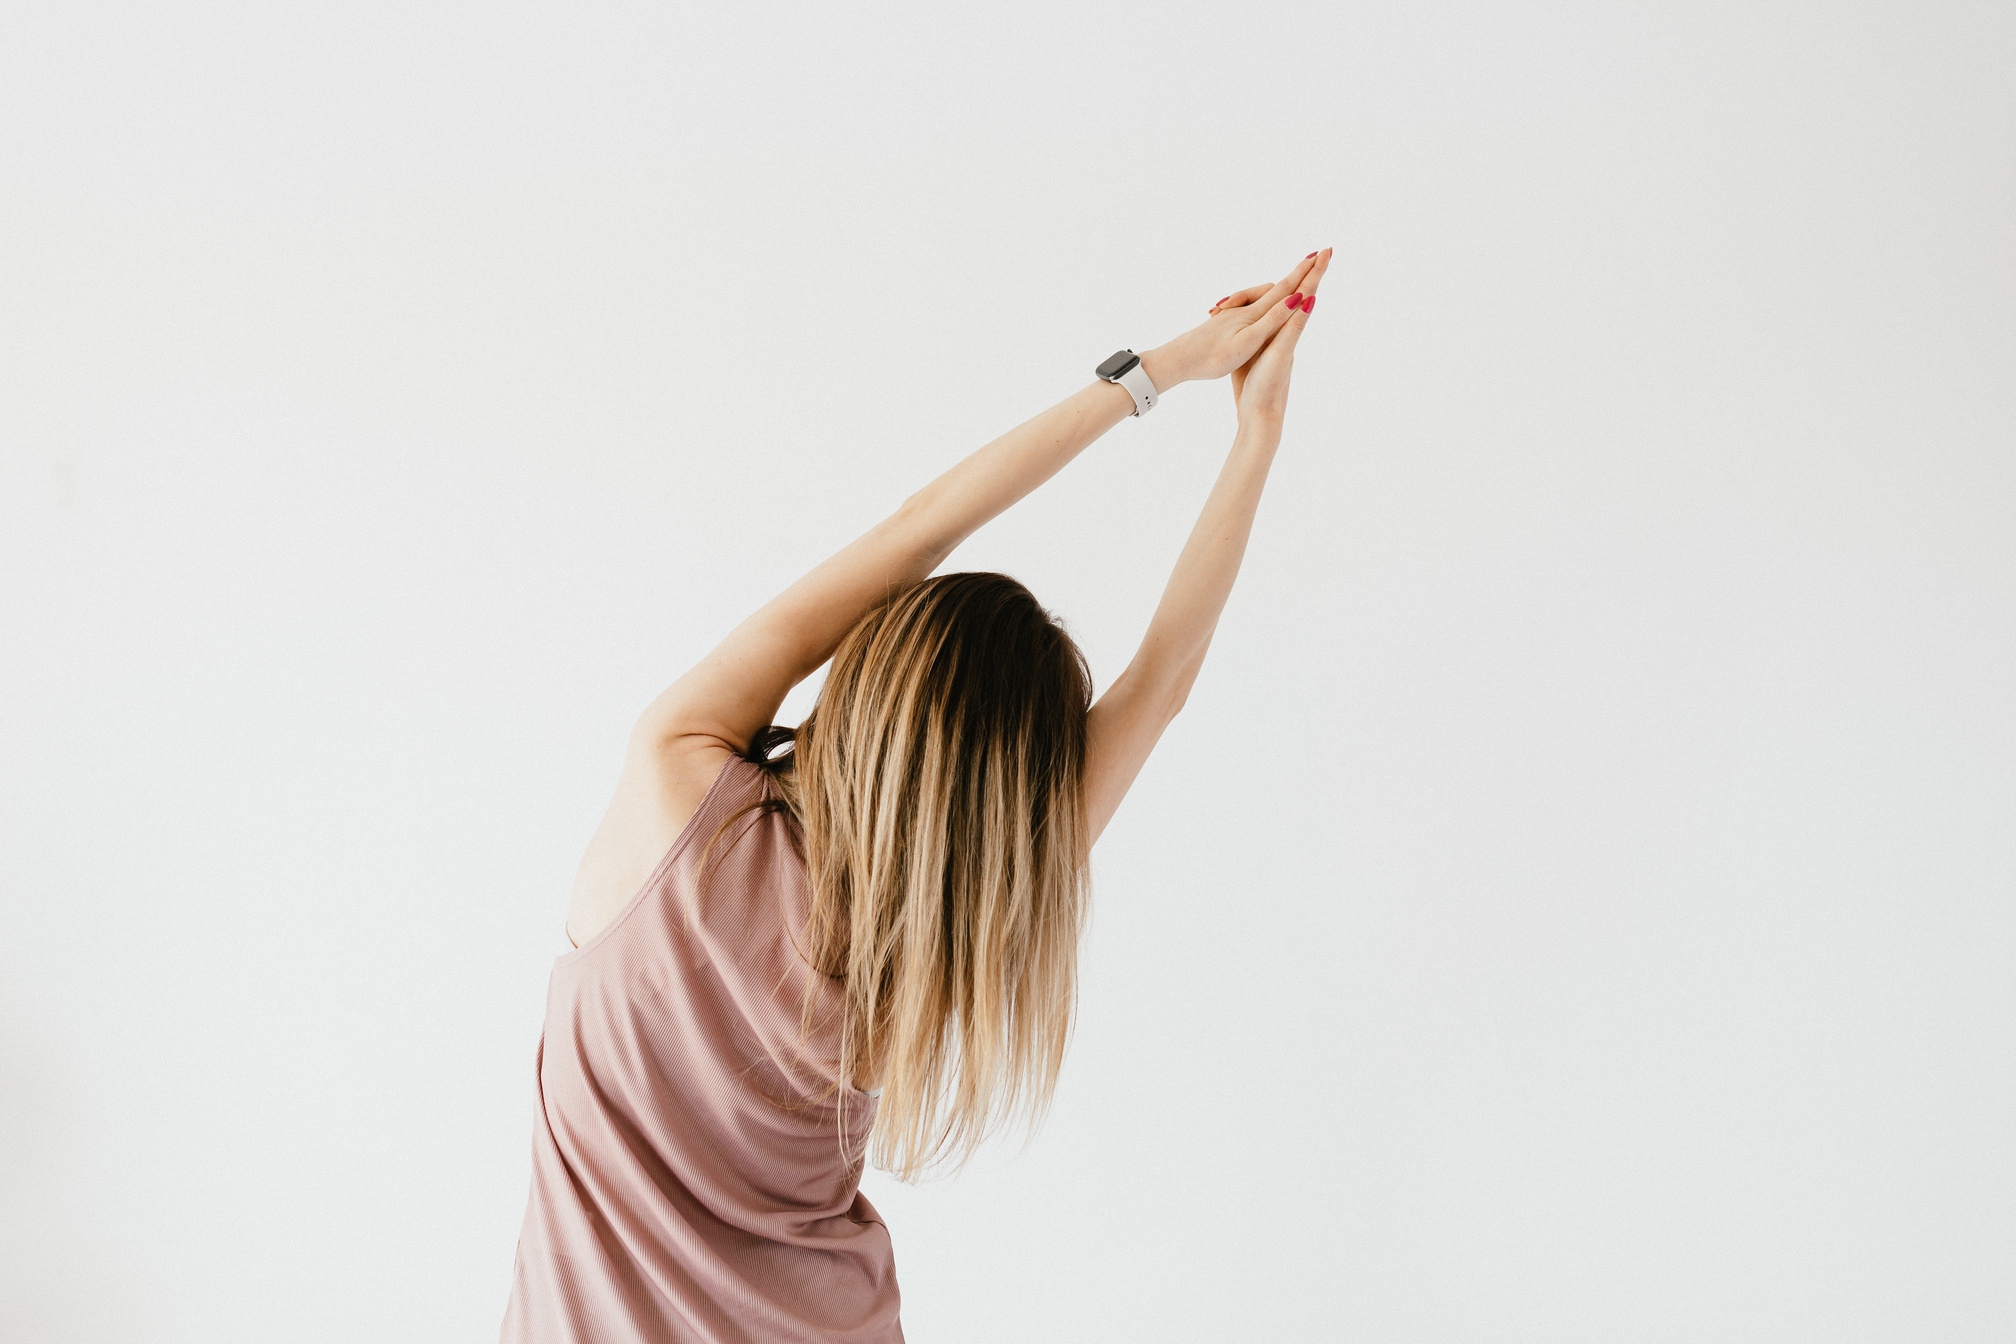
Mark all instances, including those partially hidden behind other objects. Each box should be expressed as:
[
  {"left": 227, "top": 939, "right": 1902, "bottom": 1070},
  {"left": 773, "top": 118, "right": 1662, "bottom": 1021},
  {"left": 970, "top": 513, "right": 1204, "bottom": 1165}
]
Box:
[{"left": 501, "top": 755, "right": 902, "bottom": 1343}]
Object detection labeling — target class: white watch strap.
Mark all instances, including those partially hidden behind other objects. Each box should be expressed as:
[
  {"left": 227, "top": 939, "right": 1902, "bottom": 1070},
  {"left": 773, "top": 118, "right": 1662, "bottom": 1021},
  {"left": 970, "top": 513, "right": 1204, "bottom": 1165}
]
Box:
[{"left": 1115, "top": 358, "right": 1158, "bottom": 416}]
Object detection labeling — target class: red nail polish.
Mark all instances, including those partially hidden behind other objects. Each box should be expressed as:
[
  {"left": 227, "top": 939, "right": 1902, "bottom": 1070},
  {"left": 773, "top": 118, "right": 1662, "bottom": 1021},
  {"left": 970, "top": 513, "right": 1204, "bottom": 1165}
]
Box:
[
  {"left": 1285, "top": 293, "right": 1303, "bottom": 310},
  {"left": 1301, "top": 294, "right": 1316, "bottom": 314},
  {"left": 1306, "top": 252, "right": 1317, "bottom": 259}
]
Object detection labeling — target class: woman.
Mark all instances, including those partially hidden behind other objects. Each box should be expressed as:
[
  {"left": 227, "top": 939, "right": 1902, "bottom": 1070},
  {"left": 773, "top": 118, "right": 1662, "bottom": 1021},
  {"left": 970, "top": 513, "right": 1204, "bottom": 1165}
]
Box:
[{"left": 500, "top": 247, "right": 1332, "bottom": 1342}]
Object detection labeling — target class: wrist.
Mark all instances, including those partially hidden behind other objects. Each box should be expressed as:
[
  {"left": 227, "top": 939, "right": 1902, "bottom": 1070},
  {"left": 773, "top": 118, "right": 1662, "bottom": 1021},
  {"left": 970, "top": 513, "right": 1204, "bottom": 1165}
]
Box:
[{"left": 1138, "top": 345, "right": 1189, "bottom": 393}]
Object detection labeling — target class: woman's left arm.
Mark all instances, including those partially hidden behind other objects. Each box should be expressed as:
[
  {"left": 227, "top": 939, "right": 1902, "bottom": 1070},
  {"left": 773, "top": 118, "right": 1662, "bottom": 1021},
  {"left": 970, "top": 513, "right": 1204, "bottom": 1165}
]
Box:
[
  {"left": 639, "top": 350, "right": 1192, "bottom": 755},
  {"left": 640, "top": 252, "right": 1311, "bottom": 757}
]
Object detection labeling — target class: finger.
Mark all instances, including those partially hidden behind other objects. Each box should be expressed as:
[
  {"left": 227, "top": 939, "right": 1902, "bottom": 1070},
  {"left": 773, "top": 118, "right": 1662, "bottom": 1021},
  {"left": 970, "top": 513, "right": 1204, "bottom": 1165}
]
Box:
[
  {"left": 1212, "top": 248, "right": 1326, "bottom": 315},
  {"left": 1240, "top": 298, "right": 1301, "bottom": 359},
  {"left": 1235, "top": 252, "right": 1329, "bottom": 359},
  {"left": 1230, "top": 252, "right": 1320, "bottom": 324},
  {"left": 1233, "top": 261, "right": 1330, "bottom": 360},
  {"left": 1288, "top": 246, "right": 1333, "bottom": 317},
  {"left": 1208, "top": 283, "right": 1271, "bottom": 315},
  {"left": 1252, "top": 247, "right": 1334, "bottom": 351}
]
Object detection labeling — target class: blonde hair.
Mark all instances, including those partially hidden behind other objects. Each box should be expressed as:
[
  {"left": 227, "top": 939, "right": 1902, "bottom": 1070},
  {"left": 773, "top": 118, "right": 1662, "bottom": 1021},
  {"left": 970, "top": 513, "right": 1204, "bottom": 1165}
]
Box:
[{"left": 697, "top": 572, "right": 1093, "bottom": 1181}]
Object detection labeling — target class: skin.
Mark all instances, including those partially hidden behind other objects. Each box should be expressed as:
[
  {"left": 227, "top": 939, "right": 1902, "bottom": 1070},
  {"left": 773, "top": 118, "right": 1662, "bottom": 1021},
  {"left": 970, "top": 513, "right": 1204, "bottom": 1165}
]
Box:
[{"left": 565, "top": 246, "right": 1334, "bottom": 950}]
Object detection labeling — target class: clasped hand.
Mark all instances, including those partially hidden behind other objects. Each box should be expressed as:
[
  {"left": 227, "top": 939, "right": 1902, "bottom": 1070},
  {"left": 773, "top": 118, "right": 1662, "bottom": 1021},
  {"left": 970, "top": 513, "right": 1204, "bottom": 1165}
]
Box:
[{"left": 1149, "top": 247, "right": 1332, "bottom": 423}]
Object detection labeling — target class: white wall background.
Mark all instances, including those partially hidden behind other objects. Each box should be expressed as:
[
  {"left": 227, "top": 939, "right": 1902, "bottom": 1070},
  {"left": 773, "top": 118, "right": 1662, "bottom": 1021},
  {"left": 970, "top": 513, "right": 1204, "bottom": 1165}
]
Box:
[{"left": 3, "top": 2, "right": 2012, "bottom": 1340}]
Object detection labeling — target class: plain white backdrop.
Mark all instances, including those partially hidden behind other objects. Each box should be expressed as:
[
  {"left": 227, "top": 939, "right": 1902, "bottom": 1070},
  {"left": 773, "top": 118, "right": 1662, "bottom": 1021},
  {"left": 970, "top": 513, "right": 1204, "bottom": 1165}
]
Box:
[{"left": 3, "top": 2, "right": 2012, "bottom": 1339}]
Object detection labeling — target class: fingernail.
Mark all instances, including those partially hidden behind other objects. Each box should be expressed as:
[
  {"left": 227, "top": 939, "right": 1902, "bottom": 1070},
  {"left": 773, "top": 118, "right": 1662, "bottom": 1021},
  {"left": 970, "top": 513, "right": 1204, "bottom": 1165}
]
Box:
[
  {"left": 1301, "top": 294, "right": 1316, "bottom": 314},
  {"left": 1218, "top": 295, "right": 1230, "bottom": 304},
  {"left": 1306, "top": 252, "right": 1317, "bottom": 259},
  {"left": 1285, "top": 293, "right": 1303, "bottom": 311}
]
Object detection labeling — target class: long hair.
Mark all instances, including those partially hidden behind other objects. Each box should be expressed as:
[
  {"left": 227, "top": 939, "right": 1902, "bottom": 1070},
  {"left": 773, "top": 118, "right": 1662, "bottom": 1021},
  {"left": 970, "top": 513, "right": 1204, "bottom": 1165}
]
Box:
[{"left": 695, "top": 571, "right": 1093, "bottom": 1181}]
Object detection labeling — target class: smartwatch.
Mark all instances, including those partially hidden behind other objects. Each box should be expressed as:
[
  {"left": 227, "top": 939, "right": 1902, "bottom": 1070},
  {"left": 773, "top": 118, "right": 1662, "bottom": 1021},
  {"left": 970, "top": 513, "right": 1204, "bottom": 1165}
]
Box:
[{"left": 1095, "top": 349, "right": 1159, "bottom": 416}]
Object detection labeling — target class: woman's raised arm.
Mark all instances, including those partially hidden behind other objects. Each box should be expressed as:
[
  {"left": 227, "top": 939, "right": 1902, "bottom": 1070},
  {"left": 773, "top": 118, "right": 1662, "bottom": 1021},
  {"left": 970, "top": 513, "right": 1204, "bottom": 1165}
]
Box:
[
  {"left": 642, "top": 251, "right": 1331, "bottom": 760},
  {"left": 636, "top": 346, "right": 1187, "bottom": 759},
  {"left": 1084, "top": 247, "right": 1332, "bottom": 846}
]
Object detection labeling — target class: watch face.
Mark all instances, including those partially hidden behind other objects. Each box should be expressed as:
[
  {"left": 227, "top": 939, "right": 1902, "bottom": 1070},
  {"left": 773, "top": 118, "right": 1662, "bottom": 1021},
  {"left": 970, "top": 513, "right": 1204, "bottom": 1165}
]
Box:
[{"left": 1095, "top": 350, "right": 1140, "bottom": 381}]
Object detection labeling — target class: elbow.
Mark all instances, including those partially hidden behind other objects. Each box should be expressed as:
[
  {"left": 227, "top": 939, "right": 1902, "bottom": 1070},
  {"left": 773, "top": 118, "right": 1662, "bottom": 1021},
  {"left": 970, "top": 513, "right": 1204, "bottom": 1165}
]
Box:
[
  {"left": 888, "top": 494, "right": 952, "bottom": 563},
  {"left": 1156, "top": 663, "right": 1199, "bottom": 723},
  {"left": 1121, "top": 655, "right": 1201, "bottom": 725},
  {"left": 894, "top": 482, "right": 942, "bottom": 531},
  {"left": 1170, "top": 647, "right": 1209, "bottom": 711}
]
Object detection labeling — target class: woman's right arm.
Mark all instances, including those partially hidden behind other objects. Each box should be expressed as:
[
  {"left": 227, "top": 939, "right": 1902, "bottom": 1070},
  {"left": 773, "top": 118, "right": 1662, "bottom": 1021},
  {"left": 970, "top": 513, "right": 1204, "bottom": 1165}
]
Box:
[{"left": 1083, "top": 247, "right": 1332, "bottom": 846}]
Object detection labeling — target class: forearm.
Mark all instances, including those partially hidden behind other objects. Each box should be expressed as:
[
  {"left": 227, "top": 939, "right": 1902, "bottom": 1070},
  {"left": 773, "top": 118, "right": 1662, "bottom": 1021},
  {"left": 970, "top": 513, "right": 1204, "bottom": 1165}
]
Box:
[
  {"left": 896, "top": 347, "right": 1190, "bottom": 561},
  {"left": 1125, "top": 415, "right": 1285, "bottom": 703}
]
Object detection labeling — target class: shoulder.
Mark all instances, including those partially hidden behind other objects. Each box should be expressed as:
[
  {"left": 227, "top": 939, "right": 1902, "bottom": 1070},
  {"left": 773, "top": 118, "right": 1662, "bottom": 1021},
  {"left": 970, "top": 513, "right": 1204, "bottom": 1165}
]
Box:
[
  {"left": 565, "top": 740, "right": 758, "bottom": 949},
  {"left": 658, "top": 739, "right": 750, "bottom": 833}
]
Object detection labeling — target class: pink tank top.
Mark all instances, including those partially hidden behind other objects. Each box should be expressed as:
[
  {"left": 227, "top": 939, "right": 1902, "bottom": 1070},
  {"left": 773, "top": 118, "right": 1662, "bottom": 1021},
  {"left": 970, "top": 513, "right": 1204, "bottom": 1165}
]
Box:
[{"left": 500, "top": 755, "right": 903, "bottom": 1343}]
